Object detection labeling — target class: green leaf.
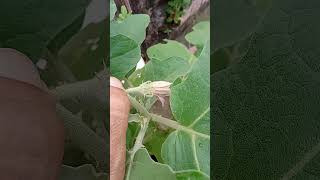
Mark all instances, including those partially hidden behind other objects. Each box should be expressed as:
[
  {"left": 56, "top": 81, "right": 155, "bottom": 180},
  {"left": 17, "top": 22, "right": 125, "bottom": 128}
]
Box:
[
  {"left": 185, "top": 21, "right": 210, "bottom": 47},
  {"left": 128, "top": 22, "right": 212, "bottom": 86},
  {"left": 126, "top": 122, "right": 140, "bottom": 149},
  {"left": 127, "top": 148, "right": 176, "bottom": 180},
  {"left": 129, "top": 57, "right": 190, "bottom": 86},
  {"left": 110, "top": 0, "right": 117, "bottom": 20},
  {"left": 176, "top": 170, "right": 209, "bottom": 180},
  {"left": 147, "top": 40, "right": 194, "bottom": 62},
  {"left": 47, "top": 12, "right": 85, "bottom": 55},
  {"left": 59, "top": 164, "right": 107, "bottom": 180},
  {"left": 128, "top": 40, "right": 195, "bottom": 86},
  {"left": 212, "top": 0, "right": 320, "bottom": 179},
  {"left": 121, "top": 5, "right": 128, "bottom": 16},
  {"left": 162, "top": 41, "right": 210, "bottom": 177},
  {"left": 212, "top": 0, "right": 271, "bottom": 51},
  {"left": 110, "top": 14, "right": 150, "bottom": 78},
  {"left": 111, "top": 14, "right": 150, "bottom": 45},
  {"left": 110, "top": 34, "right": 140, "bottom": 78},
  {"left": 144, "top": 122, "right": 171, "bottom": 163},
  {"left": 0, "top": 0, "right": 90, "bottom": 61},
  {"left": 211, "top": 48, "right": 231, "bottom": 74},
  {"left": 58, "top": 20, "right": 106, "bottom": 80}
]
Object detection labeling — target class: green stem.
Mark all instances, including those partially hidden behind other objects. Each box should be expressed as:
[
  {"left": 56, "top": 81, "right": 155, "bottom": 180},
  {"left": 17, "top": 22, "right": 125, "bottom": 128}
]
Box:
[
  {"left": 150, "top": 113, "right": 210, "bottom": 139},
  {"left": 126, "top": 86, "right": 144, "bottom": 96},
  {"left": 125, "top": 117, "right": 150, "bottom": 180},
  {"left": 128, "top": 95, "right": 150, "bottom": 116},
  {"left": 56, "top": 104, "right": 107, "bottom": 167},
  {"left": 51, "top": 73, "right": 107, "bottom": 110},
  {"left": 127, "top": 95, "right": 210, "bottom": 139},
  {"left": 124, "top": 78, "right": 134, "bottom": 88}
]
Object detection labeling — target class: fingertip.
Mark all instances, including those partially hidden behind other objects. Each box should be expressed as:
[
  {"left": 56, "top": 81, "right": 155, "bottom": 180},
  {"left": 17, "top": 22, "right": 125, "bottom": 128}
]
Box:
[
  {"left": 110, "top": 77, "right": 124, "bottom": 90},
  {"left": 0, "top": 48, "right": 44, "bottom": 90}
]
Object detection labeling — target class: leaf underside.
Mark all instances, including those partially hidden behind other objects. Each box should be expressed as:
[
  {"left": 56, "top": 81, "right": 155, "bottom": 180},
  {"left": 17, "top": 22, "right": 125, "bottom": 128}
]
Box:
[{"left": 212, "top": 0, "right": 320, "bottom": 179}]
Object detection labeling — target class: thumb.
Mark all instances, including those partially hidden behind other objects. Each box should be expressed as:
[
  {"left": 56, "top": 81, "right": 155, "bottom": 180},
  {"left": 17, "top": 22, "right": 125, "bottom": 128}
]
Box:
[
  {"left": 0, "top": 48, "right": 64, "bottom": 179},
  {"left": 110, "top": 77, "right": 130, "bottom": 180}
]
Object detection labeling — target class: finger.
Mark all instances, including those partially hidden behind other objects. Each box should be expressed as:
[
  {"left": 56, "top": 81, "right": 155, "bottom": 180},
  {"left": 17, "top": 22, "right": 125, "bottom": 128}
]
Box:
[
  {"left": 0, "top": 48, "right": 64, "bottom": 179},
  {"left": 110, "top": 77, "right": 130, "bottom": 180},
  {"left": 0, "top": 48, "right": 44, "bottom": 89}
]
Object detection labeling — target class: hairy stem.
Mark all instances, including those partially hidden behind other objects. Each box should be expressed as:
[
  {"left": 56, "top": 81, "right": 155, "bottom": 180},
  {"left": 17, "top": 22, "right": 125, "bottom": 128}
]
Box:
[
  {"left": 51, "top": 72, "right": 107, "bottom": 110},
  {"left": 126, "top": 86, "right": 144, "bottom": 96},
  {"left": 56, "top": 104, "right": 107, "bottom": 167},
  {"left": 125, "top": 117, "right": 150, "bottom": 180},
  {"left": 123, "top": 0, "right": 132, "bottom": 13},
  {"left": 127, "top": 95, "right": 210, "bottom": 139}
]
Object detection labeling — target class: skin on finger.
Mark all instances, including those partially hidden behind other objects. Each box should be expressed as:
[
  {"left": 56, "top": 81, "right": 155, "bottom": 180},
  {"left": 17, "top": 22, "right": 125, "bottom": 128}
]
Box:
[
  {"left": 0, "top": 48, "right": 64, "bottom": 179},
  {"left": 110, "top": 77, "right": 130, "bottom": 180},
  {"left": 0, "top": 48, "right": 44, "bottom": 90}
]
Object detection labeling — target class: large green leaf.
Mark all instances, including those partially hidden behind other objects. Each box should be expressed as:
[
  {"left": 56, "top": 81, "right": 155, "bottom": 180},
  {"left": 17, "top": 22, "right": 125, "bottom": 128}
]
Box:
[
  {"left": 162, "top": 41, "right": 210, "bottom": 177},
  {"left": 129, "top": 57, "right": 190, "bottom": 86},
  {"left": 110, "top": 14, "right": 149, "bottom": 78},
  {"left": 211, "top": 48, "right": 231, "bottom": 74},
  {"left": 47, "top": 12, "right": 86, "bottom": 55},
  {"left": 185, "top": 21, "right": 210, "bottom": 47},
  {"left": 126, "top": 122, "right": 140, "bottom": 150},
  {"left": 110, "top": 15, "right": 150, "bottom": 45},
  {"left": 212, "top": 0, "right": 320, "bottom": 179},
  {"left": 212, "top": 0, "right": 271, "bottom": 51},
  {"left": 127, "top": 148, "right": 176, "bottom": 180},
  {"left": 110, "top": 34, "right": 141, "bottom": 78},
  {"left": 128, "top": 40, "right": 195, "bottom": 86},
  {"left": 176, "top": 170, "right": 209, "bottom": 180},
  {"left": 58, "top": 20, "right": 106, "bottom": 80},
  {"left": 0, "top": 0, "right": 90, "bottom": 61},
  {"left": 144, "top": 121, "right": 171, "bottom": 163},
  {"left": 147, "top": 40, "right": 195, "bottom": 62},
  {"left": 142, "top": 57, "right": 190, "bottom": 81}
]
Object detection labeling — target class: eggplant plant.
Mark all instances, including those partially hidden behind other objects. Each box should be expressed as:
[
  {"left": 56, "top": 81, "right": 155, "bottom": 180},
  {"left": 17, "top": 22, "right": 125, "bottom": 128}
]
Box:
[{"left": 110, "top": 0, "right": 210, "bottom": 179}]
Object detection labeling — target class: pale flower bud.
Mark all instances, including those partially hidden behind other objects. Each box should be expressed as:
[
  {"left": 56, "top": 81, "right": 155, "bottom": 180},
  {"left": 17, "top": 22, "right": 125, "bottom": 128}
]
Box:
[
  {"left": 148, "top": 81, "right": 172, "bottom": 96},
  {"left": 127, "top": 81, "right": 172, "bottom": 98},
  {"left": 127, "top": 81, "right": 172, "bottom": 107}
]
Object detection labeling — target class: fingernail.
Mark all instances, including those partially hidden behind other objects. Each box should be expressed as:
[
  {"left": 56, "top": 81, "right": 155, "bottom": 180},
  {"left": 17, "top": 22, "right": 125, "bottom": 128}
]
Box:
[
  {"left": 110, "top": 77, "right": 124, "bottom": 90},
  {"left": 0, "top": 48, "right": 43, "bottom": 90}
]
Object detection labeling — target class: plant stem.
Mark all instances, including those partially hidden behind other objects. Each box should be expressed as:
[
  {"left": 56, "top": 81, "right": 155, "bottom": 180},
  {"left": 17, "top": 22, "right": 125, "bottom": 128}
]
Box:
[
  {"left": 56, "top": 104, "right": 107, "bottom": 167},
  {"left": 122, "top": 0, "right": 132, "bottom": 13},
  {"left": 150, "top": 113, "right": 210, "bottom": 139},
  {"left": 125, "top": 117, "right": 150, "bottom": 180},
  {"left": 126, "top": 86, "right": 144, "bottom": 96},
  {"left": 124, "top": 78, "right": 134, "bottom": 88},
  {"left": 51, "top": 72, "right": 107, "bottom": 110},
  {"left": 128, "top": 95, "right": 150, "bottom": 116},
  {"left": 127, "top": 95, "right": 210, "bottom": 139}
]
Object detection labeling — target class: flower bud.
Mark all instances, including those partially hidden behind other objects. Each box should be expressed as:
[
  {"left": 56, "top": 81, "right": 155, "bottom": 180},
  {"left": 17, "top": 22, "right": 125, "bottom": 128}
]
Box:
[
  {"left": 148, "top": 81, "right": 172, "bottom": 96},
  {"left": 126, "top": 81, "right": 172, "bottom": 99}
]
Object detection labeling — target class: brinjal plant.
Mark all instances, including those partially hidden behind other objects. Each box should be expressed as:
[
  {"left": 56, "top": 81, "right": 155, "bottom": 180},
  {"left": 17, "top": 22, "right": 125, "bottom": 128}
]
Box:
[{"left": 110, "top": 0, "right": 210, "bottom": 179}]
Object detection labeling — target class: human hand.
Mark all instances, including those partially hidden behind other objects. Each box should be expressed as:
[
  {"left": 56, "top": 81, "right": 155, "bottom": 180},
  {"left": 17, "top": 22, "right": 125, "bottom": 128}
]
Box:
[
  {"left": 110, "top": 77, "right": 130, "bottom": 180},
  {"left": 0, "top": 48, "right": 64, "bottom": 179}
]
